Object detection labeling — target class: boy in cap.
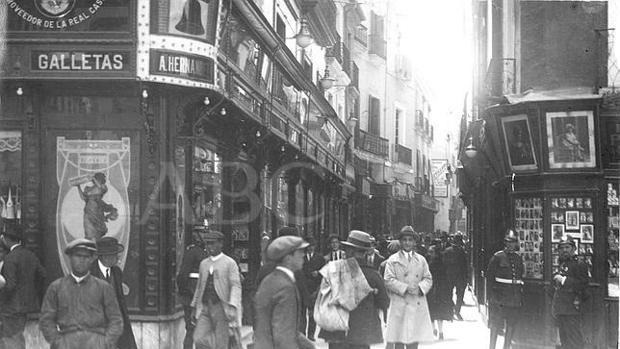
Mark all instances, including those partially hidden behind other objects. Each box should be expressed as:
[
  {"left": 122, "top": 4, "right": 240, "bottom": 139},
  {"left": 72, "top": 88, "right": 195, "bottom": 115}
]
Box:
[
  {"left": 384, "top": 225, "right": 434, "bottom": 349},
  {"left": 254, "top": 235, "right": 314, "bottom": 349},
  {"left": 90, "top": 237, "right": 137, "bottom": 349},
  {"left": 552, "top": 235, "right": 589, "bottom": 349},
  {"left": 39, "top": 238, "right": 123, "bottom": 349},
  {"left": 0, "top": 223, "right": 46, "bottom": 349},
  {"left": 486, "top": 229, "right": 524, "bottom": 349},
  {"left": 190, "top": 231, "right": 242, "bottom": 349}
]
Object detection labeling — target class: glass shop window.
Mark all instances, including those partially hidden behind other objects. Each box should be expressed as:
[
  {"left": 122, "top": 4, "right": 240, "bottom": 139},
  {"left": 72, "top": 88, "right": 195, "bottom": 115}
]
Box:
[
  {"left": 0, "top": 131, "right": 22, "bottom": 230},
  {"left": 607, "top": 181, "right": 619, "bottom": 297},
  {"left": 192, "top": 145, "right": 222, "bottom": 227},
  {"left": 7, "top": 0, "right": 131, "bottom": 32}
]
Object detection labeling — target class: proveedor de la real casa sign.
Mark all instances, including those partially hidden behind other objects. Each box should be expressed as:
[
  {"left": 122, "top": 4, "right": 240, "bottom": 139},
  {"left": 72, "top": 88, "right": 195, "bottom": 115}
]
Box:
[{"left": 6, "top": 0, "right": 106, "bottom": 29}]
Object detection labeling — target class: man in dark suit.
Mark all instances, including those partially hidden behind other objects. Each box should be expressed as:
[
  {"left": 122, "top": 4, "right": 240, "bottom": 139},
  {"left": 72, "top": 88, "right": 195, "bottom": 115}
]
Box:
[
  {"left": 300, "top": 237, "right": 325, "bottom": 340},
  {"left": 443, "top": 233, "right": 468, "bottom": 320},
  {"left": 366, "top": 236, "right": 385, "bottom": 271},
  {"left": 0, "top": 223, "right": 45, "bottom": 349},
  {"left": 552, "top": 236, "right": 589, "bottom": 349},
  {"left": 324, "top": 234, "right": 346, "bottom": 262},
  {"left": 90, "top": 236, "right": 137, "bottom": 349},
  {"left": 254, "top": 236, "right": 314, "bottom": 349},
  {"left": 176, "top": 227, "right": 209, "bottom": 349}
]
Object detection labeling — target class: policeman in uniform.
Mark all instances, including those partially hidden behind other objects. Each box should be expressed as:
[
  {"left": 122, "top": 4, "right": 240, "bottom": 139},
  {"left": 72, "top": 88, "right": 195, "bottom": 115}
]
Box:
[
  {"left": 486, "top": 229, "right": 524, "bottom": 349},
  {"left": 176, "top": 226, "right": 210, "bottom": 349},
  {"left": 552, "top": 235, "right": 589, "bottom": 349}
]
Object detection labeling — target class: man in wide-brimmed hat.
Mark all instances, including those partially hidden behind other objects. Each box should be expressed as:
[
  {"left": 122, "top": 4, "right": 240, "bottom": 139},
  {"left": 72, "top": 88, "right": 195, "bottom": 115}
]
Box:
[
  {"left": 191, "top": 231, "right": 242, "bottom": 349},
  {"left": 487, "top": 229, "right": 524, "bottom": 349},
  {"left": 90, "top": 237, "right": 137, "bottom": 349},
  {"left": 319, "top": 230, "right": 389, "bottom": 349},
  {"left": 254, "top": 235, "right": 315, "bottom": 349},
  {"left": 552, "top": 235, "right": 589, "bottom": 349},
  {"left": 40, "top": 238, "right": 123, "bottom": 349},
  {"left": 0, "top": 223, "right": 46, "bottom": 349},
  {"left": 384, "top": 225, "right": 434, "bottom": 349}
]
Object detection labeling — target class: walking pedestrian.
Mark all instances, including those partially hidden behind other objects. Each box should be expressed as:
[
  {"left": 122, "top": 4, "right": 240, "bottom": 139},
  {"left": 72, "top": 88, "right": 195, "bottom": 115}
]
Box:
[
  {"left": 325, "top": 234, "right": 346, "bottom": 262},
  {"left": 319, "top": 230, "right": 389, "bottom": 349},
  {"left": 254, "top": 235, "right": 314, "bottom": 349},
  {"left": 365, "top": 237, "right": 385, "bottom": 271},
  {"left": 39, "top": 238, "right": 123, "bottom": 349},
  {"left": 486, "top": 229, "right": 524, "bottom": 349},
  {"left": 90, "top": 237, "right": 137, "bottom": 349},
  {"left": 177, "top": 227, "right": 209, "bottom": 349},
  {"left": 0, "top": 223, "right": 46, "bottom": 349},
  {"left": 384, "top": 225, "right": 434, "bottom": 349},
  {"left": 190, "top": 230, "right": 242, "bottom": 349},
  {"left": 552, "top": 235, "right": 589, "bottom": 349},
  {"left": 443, "top": 233, "right": 468, "bottom": 320},
  {"left": 427, "top": 240, "right": 453, "bottom": 340},
  {"left": 300, "top": 237, "right": 325, "bottom": 341}
]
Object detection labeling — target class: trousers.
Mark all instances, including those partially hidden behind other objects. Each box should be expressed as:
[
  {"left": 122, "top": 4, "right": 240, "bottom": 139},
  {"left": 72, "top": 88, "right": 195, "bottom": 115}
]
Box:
[
  {"left": 194, "top": 301, "right": 229, "bottom": 349},
  {"left": 299, "top": 305, "right": 317, "bottom": 339},
  {"left": 0, "top": 313, "right": 26, "bottom": 349},
  {"left": 557, "top": 315, "right": 584, "bottom": 349}
]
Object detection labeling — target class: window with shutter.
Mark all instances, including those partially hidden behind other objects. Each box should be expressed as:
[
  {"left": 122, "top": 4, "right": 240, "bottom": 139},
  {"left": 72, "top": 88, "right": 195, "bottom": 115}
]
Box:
[{"left": 368, "top": 96, "right": 381, "bottom": 136}]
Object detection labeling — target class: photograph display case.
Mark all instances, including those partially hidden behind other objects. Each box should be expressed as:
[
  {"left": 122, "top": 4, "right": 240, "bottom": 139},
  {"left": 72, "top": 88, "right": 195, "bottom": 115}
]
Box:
[
  {"left": 607, "top": 182, "right": 619, "bottom": 297},
  {"left": 514, "top": 197, "right": 544, "bottom": 279},
  {"left": 550, "top": 195, "right": 595, "bottom": 273},
  {"left": 0, "top": 130, "right": 22, "bottom": 230}
]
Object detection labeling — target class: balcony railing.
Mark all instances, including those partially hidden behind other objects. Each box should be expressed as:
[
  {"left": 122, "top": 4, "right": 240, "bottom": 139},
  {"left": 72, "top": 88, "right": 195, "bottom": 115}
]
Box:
[
  {"left": 326, "top": 34, "right": 343, "bottom": 65},
  {"left": 355, "top": 128, "right": 389, "bottom": 157},
  {"left": 369, "top": 35, "right": 386, "bottom": 58},
  {"left": 355, "top": 25, "right": 368, "bottom": 46},
  {"left": 394, "top": 144, "right": 412, "bottom": 166}
]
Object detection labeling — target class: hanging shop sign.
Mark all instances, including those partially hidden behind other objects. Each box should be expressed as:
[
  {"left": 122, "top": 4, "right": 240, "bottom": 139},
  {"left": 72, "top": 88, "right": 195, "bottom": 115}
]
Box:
[
  {"left": 7, "top": 0, "right": 106, "bottom": 29},
  {"left": 150, "top": 50, "right": 215, "bottom": 84},
  {"left": 432, "top": 159, "right": 449, "bottom": 198},
  {"left": 416, "top": 193, "right": 439, "bottom": 212},
  {"left": 31, "top": 51, "right": 129, "bottom": 72}
]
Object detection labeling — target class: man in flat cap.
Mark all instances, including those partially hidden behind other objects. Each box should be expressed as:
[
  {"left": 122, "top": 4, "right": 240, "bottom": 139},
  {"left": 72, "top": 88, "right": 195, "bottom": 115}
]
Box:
[
  {"left": 552, "top": 235, "right": 589, "bottom": 349},
  {"left": 0, "top": 223, "right": 46, "bottom": 349},
  {"left": 90, "top": 237, "right": 136, "bottom": 349},
  {"left": 254, "top": 235, "right": 315, "bottom": 349},
  {"left": 384, "top": 225, "right": 434, "bottom": 349},
  {"left": 191, "top": 231, "right": 242, "bottom": 349},
  {"left": 40, "top": 238, "right": 123, "bottom": 349},
  {"left": 487, "top": 229, "right": 524, "bottom": 349}
]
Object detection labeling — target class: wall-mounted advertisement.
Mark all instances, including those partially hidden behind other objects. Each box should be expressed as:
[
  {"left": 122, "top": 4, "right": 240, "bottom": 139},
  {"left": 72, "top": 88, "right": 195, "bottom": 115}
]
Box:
[
  {"left": 432, "top": 159, "right": 449, "bottom": 197},
  {"left": 152, "top": 0, "right": 220, "bottom": 44},
  {"left": 501, "top": 114, "right": 538, "bottom": 171},
  {"left": 546, "top": 110, "right": 596, "bottom": 169}
]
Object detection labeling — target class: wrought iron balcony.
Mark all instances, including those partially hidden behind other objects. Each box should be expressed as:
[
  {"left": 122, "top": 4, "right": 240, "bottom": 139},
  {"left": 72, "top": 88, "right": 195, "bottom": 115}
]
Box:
[
  {"left": 394, "top": 144, "right": 412, "bottom": 166},
  {"left": 355, "top": 24, "right": 368, "bottom": 47},
  {"left": 326, "top": 35, "right": 343, "bottom": 65},
  {"left": 355, "top": 128, "right": 389, "bottom": 157}
]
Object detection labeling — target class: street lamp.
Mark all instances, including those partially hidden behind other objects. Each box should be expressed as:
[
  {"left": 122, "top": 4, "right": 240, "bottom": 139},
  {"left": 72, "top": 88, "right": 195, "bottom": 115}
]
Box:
[
  {"left": 319, "top": 67, "right": 336, "bottom": 89},
  {"left": 294, "top": 18, "right": 314, "bottom": 48},
  {"left": 465, "top": 137, "right": 477, "bottom": 158}
]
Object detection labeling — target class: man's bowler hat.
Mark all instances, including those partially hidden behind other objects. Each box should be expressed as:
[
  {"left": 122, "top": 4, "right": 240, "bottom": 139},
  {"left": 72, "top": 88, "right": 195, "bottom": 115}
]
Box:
[{"left": 96, "top": 237, "right": 124, "bottom": 256}]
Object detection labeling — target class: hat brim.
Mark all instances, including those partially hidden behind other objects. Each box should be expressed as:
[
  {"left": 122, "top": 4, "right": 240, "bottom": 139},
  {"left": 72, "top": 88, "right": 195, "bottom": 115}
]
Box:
[
  {"left": 65, "top": 246, "right": 97, "bottom": 255},
  {"left": 340, "top": 241, "right": 371, "bottom": 250},
  {"left": 97, "top": 245, "right": 125, "bottom": 255}
]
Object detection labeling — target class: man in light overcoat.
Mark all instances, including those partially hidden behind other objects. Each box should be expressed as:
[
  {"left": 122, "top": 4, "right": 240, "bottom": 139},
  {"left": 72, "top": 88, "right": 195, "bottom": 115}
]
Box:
[{"left": 384, "top": 225, "right": 434, "bottom": 349}]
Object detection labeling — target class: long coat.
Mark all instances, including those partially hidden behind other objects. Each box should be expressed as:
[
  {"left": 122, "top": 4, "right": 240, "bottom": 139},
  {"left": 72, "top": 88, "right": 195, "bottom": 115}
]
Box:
[
  {"left": 384, "top": 250, "right": 434, "bottom": 344},
  {"left": 318, "top": 262, "right": 389, "bottom": 346},
  {"left": 254, "top": 268, "right": 308, "bottom": 349},
  {"left": 427, "top": 252, "right": 454, "bottom": 321},
  {"left": 90, "top": 261, "right": 137, "bottom": 349},
  {"left": 551, "top": 256, "right": 589, "bottom": 317},
  {"left": 0, "top": 245, "right": 46, "bottom": 315}
]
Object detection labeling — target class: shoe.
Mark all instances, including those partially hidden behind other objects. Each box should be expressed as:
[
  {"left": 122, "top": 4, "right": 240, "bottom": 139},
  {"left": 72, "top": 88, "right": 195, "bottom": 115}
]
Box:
[
  {"left": 439, "top": 332, "right": 444, "bottom": 340},
  {"left": 455, "top": 313, "right": 463, "bottom": 321}
]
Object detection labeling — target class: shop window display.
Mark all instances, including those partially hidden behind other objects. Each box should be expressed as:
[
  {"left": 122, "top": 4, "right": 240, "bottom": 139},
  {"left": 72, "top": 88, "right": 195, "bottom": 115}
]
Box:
[
  {"left": 191, "top": 146, "right": 222, "bottom": 227},
  {"left": 0, "top": 131, "right": 22, "bottom": 230},
  {"left": 608, "top": 182, "right": 619, "bottom": 297},
  {"left": 513, "top": 197, "right": 544, "bottom": 279},
  {"left": 549, "top": 196, "right": 595, "bottom": 275}
]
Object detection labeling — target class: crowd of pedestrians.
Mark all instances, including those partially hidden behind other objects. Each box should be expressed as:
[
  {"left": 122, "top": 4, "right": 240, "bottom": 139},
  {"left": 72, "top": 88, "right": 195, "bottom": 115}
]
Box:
[{"left": 0, "top": 219, "right": 591, "bottom": 349}]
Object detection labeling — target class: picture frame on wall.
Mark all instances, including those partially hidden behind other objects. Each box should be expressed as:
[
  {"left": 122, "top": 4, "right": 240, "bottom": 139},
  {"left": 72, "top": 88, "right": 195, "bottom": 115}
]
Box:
[
  {"left": 552, "top": 224, "right": 564, "bottom": 242},
  {"left": 565, "top": 211, "right": 580, "bottom": 230},
  {"left": 546, "top": 111, "right": 596, "bottom": 169},
  {"left": 580, "top": 224, "right": 594, "bottom": 243},
  {"left": 501, "top": 114, "right": 538, "bottom": 171}
]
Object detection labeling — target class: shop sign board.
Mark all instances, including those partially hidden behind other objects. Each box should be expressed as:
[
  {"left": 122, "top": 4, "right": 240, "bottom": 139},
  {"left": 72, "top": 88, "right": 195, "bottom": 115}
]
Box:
[
  {"left": 432, "top": 159, "right": 448, "bottom": 197},
  {"left": 31, "top": 51, "right": 130, "bottom": 72},
  {"left": 6, "top": 0, "right": 108, "bottom": 30},
  {"left": 416, "top": 193, "right": 438, "bottom": 212},
  {"left": 150, "top": 50, "right": 215, "bottom": 84}
]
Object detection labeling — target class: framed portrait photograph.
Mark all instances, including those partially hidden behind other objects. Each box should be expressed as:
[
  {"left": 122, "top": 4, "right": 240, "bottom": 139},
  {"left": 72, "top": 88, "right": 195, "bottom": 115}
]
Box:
[
  {"left": 580, "top": 224, "right": 594, "bottom": 243},
  {"left": 552, "top": 224, "right": 564, "bottom": 242},
  {"left": 546, "top": 111, "right": 596, "bottom": 169},
  {"left": 501, "top": 114, "right": 538, "bottom": 171},
  {"left": 565, "top": 211, "right": 580, "bottom": 230}
]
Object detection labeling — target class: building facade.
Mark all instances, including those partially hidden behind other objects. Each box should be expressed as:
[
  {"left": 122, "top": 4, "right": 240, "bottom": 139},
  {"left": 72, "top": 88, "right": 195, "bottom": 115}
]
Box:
[{"left": 462, "top": 0, "right": 618, "bottom": 347}]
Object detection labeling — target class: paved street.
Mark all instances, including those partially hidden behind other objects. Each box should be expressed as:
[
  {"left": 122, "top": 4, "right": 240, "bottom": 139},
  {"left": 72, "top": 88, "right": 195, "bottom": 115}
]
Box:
[{"left": 243, "top": 289, "right": 505, "bottom": 349}]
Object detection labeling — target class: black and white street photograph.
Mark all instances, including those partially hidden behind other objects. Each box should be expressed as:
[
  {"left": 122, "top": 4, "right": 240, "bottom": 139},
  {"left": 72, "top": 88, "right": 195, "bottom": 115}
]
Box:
[{"left": 0, "top": 0, "right": 619, "bottom": 348}]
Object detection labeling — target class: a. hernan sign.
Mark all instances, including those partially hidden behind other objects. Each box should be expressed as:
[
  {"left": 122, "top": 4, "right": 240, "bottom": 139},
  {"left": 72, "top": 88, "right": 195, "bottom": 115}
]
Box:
[
  {"left": 150, "top": 50, "right": 215, "bottom": 84},
  {"left": 7, "top": 0, "right": 105, "bottom": 29},
  {"left": 31, "top": 51, "right": 130, "bottom": 71}
]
